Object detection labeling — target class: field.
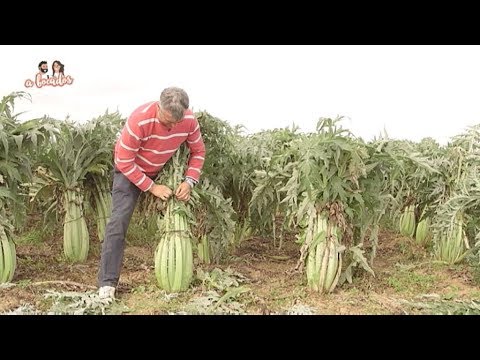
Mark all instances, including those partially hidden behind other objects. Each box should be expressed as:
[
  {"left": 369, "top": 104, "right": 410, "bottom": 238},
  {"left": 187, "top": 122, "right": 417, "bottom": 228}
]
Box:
[
  {"left": 1, "top": 215, "right": 479, "bottom": 315},
  {"left": 1, "top": 92, "right": 480, "bottom": 315}
]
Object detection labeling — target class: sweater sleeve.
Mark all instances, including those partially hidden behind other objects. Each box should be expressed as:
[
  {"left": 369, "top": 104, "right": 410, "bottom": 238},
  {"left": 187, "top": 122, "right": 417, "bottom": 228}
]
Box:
[
  {"left": 184, "top": 117, "right": 206, "bottom": 183},
  {"left": 115, "top": 116, "right": 154, "bottom": 192}
]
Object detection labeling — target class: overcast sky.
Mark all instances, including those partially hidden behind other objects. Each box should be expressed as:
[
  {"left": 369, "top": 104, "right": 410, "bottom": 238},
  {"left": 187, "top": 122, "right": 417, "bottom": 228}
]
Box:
[{"left": 1, "top": 45, "right": 480, "bottom": 144}]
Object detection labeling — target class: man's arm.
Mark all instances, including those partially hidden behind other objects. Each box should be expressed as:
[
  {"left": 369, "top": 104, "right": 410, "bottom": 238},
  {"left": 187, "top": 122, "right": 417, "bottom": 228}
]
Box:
[
  {"left": 115, "top": 117, "right": 154, "bottom": 192},
  {"left": 184, "top": 116, "right": 206, "bottom": 185}
]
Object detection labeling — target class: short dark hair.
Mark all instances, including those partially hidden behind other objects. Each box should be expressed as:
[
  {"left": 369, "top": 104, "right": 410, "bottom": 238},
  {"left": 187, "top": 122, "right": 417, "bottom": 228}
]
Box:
[{"left": 38, "top": 61, "right": 47, "bottom": 68}]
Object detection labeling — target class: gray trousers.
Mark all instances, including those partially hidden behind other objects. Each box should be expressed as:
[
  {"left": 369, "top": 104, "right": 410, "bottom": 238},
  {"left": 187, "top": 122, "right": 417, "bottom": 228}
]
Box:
[{"left": 98, "top": 168, "right": 155, "bottom": 287}]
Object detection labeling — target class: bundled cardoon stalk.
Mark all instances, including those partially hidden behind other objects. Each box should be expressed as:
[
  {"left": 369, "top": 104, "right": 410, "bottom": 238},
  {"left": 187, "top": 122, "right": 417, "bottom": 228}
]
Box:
[
  {"left": 0, "top": 216, "right": 16, "bottom": 283},
  {"left": 197, "top": 235, "right": 211, "bottom": 264},
  {"left": 63, "top": 187, "right": 89, "bottom": 262},
  {"left": 91, "top": 176, "right": 112, "bottom": 242},
  {"left": 302, "top": 204, "right": 344, "bottom": 294},
  {"left": 154, "top": 152, "right": 194, "bottom": 293},
  {"left": 399, "top": 205, "right": 416, "bottom": 238},
  {"left": 434, "top": 213, "right": 469, "bottom": 264},
  {"left": 415, "top": 212, "right": 431, "bottom": 246}
]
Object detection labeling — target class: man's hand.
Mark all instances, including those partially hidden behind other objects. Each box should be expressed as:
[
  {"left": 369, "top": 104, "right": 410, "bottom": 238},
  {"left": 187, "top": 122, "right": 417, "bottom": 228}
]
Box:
[
  {"left": 175, "top": 182, "right": 191, "bottom": 202},
  {"left": 149, "top": 184, "right": 173, "bottom": 201}
]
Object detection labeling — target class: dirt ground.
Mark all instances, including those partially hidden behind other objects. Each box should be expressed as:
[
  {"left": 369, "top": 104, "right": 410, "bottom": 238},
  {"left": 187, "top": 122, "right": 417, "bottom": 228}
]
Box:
[{"left": 1, "top": 225, "right": 479, "bottom": 315}]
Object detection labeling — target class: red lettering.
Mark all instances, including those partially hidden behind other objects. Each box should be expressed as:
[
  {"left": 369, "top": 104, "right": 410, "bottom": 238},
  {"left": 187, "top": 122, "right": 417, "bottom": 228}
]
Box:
[
  {"left": 31, "top": 73, "right": 75, "bottom": 88},
  {"left": 58, "top": 75, "right": 66, "bottom": 86},
  {"left": 35, "top": 73, "right": 43, "bottom": 88}
]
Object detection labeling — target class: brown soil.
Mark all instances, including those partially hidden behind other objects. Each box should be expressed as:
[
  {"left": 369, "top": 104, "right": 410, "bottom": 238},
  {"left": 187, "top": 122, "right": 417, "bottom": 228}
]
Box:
[{"left": 1, "top": 228, "right": 479, "bottom": 315}]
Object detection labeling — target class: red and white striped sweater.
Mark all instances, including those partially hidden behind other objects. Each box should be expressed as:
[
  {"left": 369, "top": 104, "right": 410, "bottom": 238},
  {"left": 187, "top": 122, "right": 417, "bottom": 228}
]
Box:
[{"left": 114, "top": 101, "right": 206, "bottom": 192}]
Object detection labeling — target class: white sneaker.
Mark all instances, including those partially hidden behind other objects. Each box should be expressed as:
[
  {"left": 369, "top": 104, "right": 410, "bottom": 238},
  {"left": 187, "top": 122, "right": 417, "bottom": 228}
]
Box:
[{"left": 98, "top": 286, "right": 116, "bottom": 300}]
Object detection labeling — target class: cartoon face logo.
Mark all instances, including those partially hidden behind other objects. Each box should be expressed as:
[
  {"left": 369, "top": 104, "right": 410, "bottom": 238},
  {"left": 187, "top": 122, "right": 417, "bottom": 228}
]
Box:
[
  {"left": 25, "top": 60, "right": 74, "bottom": 88},
  {"left": 38, "top": 61, "right": 48, "bottom": 74},
  {"left": 52, "top": 60, "right": 65, "bottom": 77}
]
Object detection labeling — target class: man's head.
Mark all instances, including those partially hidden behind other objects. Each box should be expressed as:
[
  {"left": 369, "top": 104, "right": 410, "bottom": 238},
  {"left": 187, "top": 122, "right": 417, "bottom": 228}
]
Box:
[
  {"left": 157, "top": 87, "right": 190, "bottom": 128},
  {"left": 38, "top": 61, "right": 48, "bottom": 74}
]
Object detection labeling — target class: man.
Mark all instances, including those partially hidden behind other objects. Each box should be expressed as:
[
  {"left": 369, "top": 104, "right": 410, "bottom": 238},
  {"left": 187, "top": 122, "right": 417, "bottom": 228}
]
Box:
[
  {"left": 98, "top": 87, "right": 206, "bottom": 299},
  {"left": 37, "top": 61, "right": 49, "bottom": 79}
]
